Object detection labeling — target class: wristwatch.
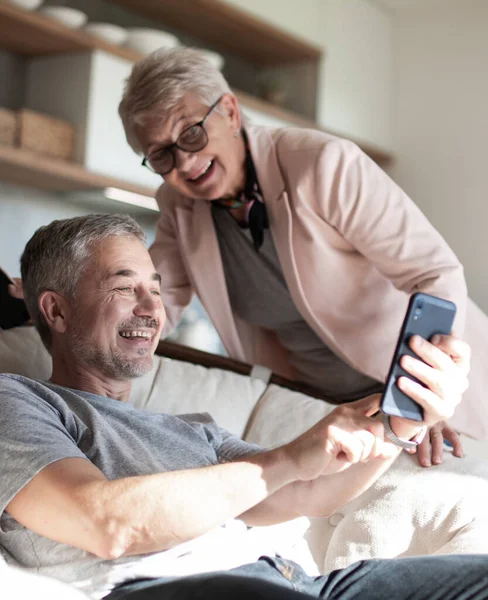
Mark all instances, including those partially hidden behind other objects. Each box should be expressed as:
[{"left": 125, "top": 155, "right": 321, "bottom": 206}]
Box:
[{"left": 380, "top": 413, "right": 427, "bottom": 451}]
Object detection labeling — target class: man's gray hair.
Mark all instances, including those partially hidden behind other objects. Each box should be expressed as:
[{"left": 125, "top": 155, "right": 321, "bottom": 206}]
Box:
[
  {"left": 21, "top": 213, "right": 145, "bottom": 349},
  {"left": 119, "top": 47, "right": 232, "bottom": 154}
]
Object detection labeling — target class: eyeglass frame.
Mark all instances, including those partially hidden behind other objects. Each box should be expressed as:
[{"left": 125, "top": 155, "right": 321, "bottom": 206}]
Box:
[{"left": 141, "top": 95, "right": 224, "bottom": 176}]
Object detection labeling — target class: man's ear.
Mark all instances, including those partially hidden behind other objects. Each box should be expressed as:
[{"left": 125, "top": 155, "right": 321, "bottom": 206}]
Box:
[{"left": 38, "top": 291, "right": 71, "bottom": 334}]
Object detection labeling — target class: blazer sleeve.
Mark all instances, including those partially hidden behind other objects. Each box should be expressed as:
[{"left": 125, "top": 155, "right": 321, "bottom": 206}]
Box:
[
  {"left": 149, "top": 185, "right": 194, "bottom": 336},
  {"left": 314, "top": 138, "right": 468, "bottom": 335}
]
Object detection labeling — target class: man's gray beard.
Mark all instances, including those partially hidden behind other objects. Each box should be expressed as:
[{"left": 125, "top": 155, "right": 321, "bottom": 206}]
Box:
[{"left": 69, "top": 330, "right": 153, "bottom": 380}]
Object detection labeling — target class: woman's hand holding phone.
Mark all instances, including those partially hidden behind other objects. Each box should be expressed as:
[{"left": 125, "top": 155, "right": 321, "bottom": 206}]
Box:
[
  {"left": 414, "top": 334, "right": 469, "bottom": 465},
  {"left": 390, "top": 333, "right": 470, "bottom": 461}
]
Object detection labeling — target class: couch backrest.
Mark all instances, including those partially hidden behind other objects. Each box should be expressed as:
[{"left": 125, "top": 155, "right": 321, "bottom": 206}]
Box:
[
  {"left": 0, "top": 326, "right": 266, "bottom": 437},
  {"left": 0, "top": 326, "right": 52, "bottom": 381}
]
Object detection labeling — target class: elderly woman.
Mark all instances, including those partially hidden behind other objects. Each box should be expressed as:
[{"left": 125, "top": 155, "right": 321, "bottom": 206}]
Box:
[{"left": 117, "top": 47, "right": 488, "bottom": 465}]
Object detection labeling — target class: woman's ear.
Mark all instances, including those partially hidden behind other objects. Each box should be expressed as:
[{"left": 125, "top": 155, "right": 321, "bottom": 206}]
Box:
[
  {"left": 38, "top": 291, "right": 70, "bottom": 334},
  {"left": 221, "top": 93, "right": 241, "bottom": 132}
]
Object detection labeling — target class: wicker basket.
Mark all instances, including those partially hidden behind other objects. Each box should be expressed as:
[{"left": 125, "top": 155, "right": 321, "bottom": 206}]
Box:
[
  {"left": 0, "top": 108, "right": 16, "bottom": 147},
  {"left": 16, "top": 109, "right": 75, "bottom": 160}
]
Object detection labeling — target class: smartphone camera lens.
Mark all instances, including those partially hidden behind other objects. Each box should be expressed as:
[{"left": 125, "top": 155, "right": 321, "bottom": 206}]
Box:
[{"left": 415, "top": 302, "right": 423, "bottom": 317}]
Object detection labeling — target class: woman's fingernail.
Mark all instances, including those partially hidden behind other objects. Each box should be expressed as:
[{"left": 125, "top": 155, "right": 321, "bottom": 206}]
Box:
[
  {"left": 402, "top": 355, "right": 413, "bottom": 367},
  {"left": 422, "top": 460, "right": 431, "bottom": 467},
  {"left": 398, "top": 376, "right": 410, "bottom": 389},
  {"left": 431, "top": 334, "right": 441, "bottom": 345}
]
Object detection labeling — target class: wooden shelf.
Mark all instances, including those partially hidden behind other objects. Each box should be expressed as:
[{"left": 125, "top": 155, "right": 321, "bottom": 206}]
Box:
[
  {"left": 110, "top": 0, "right": 322, "bottom": 66},
  {"left": 235, "top": 90, "right": 393, "bottom": 166},
  {"left": 0, "top": 145, "right": 156, "bottom": 197},
  {"left": 0, "top": 2, "right": 321, "bottom": 67},
  {"left": 0, "top": 2, "right": 142, "bottom": 62},
  {"left": 0, "top": 1, "right": 392, "bottom": 196}
]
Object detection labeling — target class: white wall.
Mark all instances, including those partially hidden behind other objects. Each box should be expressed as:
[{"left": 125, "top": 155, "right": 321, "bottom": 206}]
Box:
[
  {"left": 224, "top": 0, "right": 394, "bottom": 152},
  {"left": 390, "top": 0, "right": 488, "bottom": 311},
  {"left": 318, "top": 0, "right": 393, "bottom": 151},
  {"left": 0, "top": 184, "right": 157, "bottom": 278},
  {"left": 0, "top": 186, "right": 94, "bottom": 277},
  {"left": 222, "top": 0, "right": 323, "bottom": 46}
]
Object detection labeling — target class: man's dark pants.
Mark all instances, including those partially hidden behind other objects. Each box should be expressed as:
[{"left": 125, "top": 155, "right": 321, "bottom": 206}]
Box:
[{"left": 106, "top": 554, "right": 488, "bottom": 599}]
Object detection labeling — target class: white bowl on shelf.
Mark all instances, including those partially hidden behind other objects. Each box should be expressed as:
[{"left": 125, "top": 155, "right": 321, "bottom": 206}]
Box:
[
  {"left": 7, "top": 0, "right": 43, "bottom": 10},
  {"left": 83, "top": 22, "right": 128, "bottom": 46},
  {"left": 38, "top": 6, "right": 87, "bottom": 29},
  {"left": 200, "top": 49, "right": 225, "bottom": 71},
  {"left": 125, "top": 28, "right": 179, "bottom": 55}
]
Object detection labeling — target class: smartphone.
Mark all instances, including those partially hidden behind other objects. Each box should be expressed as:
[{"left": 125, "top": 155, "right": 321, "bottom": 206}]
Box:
[
  {"left": 380, "top": 292, "right": 456, "bottom": 422},
  {"left": 0, "top": 268, "right": 30, "bottom": 330}
]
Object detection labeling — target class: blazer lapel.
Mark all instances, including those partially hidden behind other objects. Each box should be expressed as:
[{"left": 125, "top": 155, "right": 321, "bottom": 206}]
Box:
[
  {"left": 247, "top": 124, "right": 339, "bottom": 356},
  {"left": 175, "top": 200, "right": 246, "bottom": 360},
  {"left": 247, "top": 125, "right": 310, "bottom": 321}
]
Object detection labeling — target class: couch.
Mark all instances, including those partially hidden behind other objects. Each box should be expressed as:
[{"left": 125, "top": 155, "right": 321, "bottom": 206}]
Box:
[{"left": 1, "top": 325, "right": 488, "bottom": 598}]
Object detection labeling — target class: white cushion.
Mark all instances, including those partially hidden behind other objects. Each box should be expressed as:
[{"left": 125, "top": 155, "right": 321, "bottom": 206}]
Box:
[
  {"left": 245, "top": 384, "right": 488, "bottom": 572},
  {"left": 0, "top": 562, "right": 88, "bottom": 599},
  {"left": 130, "top": 355, "right": 266, "bottom": 437},
  {"left": 244, "top": 383, "right": 335, "bottom": 447},
  {"left": 0, "top": 326, "right": 51, "bottom": 380}
]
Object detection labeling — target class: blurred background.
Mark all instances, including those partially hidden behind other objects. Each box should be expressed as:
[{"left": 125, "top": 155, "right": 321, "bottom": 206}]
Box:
[{"left": 0, "top": 0, "right": 486, "bottom": 352}]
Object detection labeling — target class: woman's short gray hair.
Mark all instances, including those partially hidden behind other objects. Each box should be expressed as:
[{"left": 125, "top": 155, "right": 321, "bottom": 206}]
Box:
[
  {"left": 119, "top": 47, "right": 232, "bottom": 153},
  {"left": 21, "top": 213, "right": 145, "bottom": 350}
]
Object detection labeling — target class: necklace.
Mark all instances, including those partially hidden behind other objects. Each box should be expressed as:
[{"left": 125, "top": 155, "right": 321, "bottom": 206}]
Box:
[{"left": 216, "top": 198, "right": 247, "bottom": 210}]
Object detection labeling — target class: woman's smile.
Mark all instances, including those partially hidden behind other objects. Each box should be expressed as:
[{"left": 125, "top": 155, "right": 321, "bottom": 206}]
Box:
[{"left": 185, "top": 159, "right": 217, "bottom": 188}]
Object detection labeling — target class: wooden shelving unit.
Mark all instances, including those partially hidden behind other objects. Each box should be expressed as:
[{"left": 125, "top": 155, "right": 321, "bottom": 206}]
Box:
[
  {"left": 110, "top": 0, "right": 322, "bottom": 66},
  {"left": 0, "top": 2, "right": 392, "bottom": 200},
  {"left": 0, "top": 145, "right": 156, "bottom": 197},
  {"left": 0, "top": 1, "right": 321, "bottom": 66},
  {"left": 0, "top": 2, "right": 142, "bottom": 62},
  {"left": 234, "top": 90, "right": 393, "bottom": 166}
]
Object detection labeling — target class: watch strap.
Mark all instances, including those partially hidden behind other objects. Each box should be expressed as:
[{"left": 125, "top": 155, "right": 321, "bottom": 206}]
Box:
[{"left": 380, "top": 413, "right": 427, "bottom": 451}]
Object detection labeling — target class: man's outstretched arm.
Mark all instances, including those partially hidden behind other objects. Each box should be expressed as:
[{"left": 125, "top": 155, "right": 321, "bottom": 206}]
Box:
[
  {"left": 6, "top": 335, "right": 468, "bottom": 559},
  {"left": 6, "top": 445, "right": 294, "bottom": 560},
  {"left": 4, "top": 394, "right": 401, "bottom": 560}
]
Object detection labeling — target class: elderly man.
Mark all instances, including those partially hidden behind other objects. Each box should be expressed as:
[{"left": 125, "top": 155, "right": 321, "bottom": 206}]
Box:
[{"left": 0, "top": 213, "right": 486, "bottom": 600}]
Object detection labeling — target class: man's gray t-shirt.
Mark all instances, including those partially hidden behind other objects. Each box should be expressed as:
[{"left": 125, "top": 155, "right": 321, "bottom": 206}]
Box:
[{"left": 0, "top": 374, "right": 262, "bottom": 597}]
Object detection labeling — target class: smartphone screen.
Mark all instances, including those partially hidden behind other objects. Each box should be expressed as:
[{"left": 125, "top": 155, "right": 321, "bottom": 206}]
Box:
[
  {"left": 0, "top": 269, "right": 30, "bottom": 330},
  {"left": 380, "top": 293, "right": 456, "bottom": 421}
]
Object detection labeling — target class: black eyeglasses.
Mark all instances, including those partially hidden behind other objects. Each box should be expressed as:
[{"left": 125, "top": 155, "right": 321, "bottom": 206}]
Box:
[{"left": 142, "top": 96, "right": 223, "bottom": 176}]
